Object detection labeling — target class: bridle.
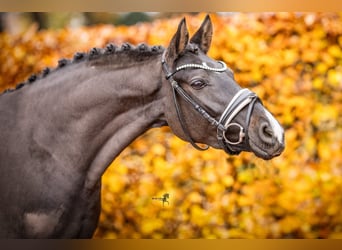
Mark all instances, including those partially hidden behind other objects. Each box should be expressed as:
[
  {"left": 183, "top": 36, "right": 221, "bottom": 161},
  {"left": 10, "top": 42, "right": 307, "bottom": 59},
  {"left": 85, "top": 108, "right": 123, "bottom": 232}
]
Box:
[{"left": 161, "top": 52, "right": 261, "bottom": 155}]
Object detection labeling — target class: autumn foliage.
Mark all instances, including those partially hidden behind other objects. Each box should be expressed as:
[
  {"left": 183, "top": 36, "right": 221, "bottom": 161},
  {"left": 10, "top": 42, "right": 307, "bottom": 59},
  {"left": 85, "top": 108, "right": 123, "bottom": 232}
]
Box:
[{"left": 1, "top": 13, "right": 342, "bottom": 238}]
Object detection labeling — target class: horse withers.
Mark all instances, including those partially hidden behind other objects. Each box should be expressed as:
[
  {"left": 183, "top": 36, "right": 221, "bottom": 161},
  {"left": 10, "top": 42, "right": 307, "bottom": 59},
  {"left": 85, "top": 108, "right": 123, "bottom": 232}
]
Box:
[{"left": 0, "top": 15, "right": 284, "bottom": 238}]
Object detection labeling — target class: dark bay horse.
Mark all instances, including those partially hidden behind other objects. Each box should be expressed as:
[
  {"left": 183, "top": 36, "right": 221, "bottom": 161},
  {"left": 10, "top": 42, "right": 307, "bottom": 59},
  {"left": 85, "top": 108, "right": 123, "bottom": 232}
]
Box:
[{"left": 0, "top": 15, "right": 284, "bottom": 238}]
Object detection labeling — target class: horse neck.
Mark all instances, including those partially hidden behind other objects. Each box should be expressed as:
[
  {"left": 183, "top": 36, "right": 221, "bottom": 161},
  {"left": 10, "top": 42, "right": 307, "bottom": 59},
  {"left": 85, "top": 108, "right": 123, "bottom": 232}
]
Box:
[{"left": 18, "top": 53, "right": 166, "bottom": 190}]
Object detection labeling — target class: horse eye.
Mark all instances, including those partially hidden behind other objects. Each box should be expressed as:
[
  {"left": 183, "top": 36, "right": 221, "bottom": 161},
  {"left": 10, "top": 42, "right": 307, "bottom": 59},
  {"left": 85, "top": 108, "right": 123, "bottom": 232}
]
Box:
[{"left": 190, "top": 79, "right": 207, "bottom": 90}]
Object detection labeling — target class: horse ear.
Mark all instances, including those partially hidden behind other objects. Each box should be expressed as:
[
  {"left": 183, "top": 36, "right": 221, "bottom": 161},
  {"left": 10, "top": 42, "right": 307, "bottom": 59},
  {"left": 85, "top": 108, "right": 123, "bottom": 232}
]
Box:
[
  {"left": 190, "top": 15, "right": 213, "bottom": 54},
  {"left": 165, "top": 17, "right": 189, "bottom": 65}
]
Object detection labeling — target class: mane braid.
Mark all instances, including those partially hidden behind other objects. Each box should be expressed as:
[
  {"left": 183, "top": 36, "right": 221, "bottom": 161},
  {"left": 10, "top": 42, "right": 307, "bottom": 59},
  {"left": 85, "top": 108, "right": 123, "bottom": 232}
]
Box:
[{"left": 0, "top": 42, "right": 165, "bottom": 95}]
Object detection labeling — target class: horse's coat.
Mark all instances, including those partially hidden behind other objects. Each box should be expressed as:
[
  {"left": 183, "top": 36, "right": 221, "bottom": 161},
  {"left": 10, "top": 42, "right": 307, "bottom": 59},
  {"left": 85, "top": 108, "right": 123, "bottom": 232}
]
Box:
[
  {"left": 0, "top": 15, "right": 284, "bottom": 238},
  {"left": 24, "top": 210, "right": 62, "bottom": 238}
]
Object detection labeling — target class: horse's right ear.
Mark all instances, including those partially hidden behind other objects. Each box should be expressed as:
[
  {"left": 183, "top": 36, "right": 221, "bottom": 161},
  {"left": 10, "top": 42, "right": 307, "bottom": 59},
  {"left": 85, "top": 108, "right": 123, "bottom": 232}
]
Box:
[{"left": 164, "top": 18, "right": 189, "bottom": 66}]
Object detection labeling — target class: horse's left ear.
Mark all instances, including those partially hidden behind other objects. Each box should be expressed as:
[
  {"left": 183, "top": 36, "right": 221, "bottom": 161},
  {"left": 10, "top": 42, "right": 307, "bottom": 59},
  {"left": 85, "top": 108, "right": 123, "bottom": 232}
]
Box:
[{"left": 190, "top": 15, "right": 213, "bottom": 54}]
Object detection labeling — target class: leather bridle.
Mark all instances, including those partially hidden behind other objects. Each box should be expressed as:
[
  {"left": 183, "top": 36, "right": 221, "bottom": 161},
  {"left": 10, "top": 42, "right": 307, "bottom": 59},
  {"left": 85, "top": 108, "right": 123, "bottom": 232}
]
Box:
[{"left": 161, "top": 53, "right": 261, "bottom": 155}]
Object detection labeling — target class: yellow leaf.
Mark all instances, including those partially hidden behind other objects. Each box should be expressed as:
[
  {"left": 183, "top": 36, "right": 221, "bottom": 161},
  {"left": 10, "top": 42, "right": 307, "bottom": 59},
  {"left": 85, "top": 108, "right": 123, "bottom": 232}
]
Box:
[
  {"left": 312, "top": 104, "right": 338, "bottom": 127},
  {"left": 140, "top": 218, "right": 164, "bottom": 235},
  {"left": 327, "top": 69, "right": 342, "bottom": 87},
  {"left": 222, "top": 176, "right": 235, "bottom": 187}
]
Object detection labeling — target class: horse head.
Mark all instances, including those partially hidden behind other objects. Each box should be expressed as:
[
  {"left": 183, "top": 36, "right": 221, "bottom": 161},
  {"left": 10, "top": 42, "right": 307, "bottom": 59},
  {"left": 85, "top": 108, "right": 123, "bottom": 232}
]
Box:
[{"left": 162, "top": 15, "right": 285, "bottom": 160}]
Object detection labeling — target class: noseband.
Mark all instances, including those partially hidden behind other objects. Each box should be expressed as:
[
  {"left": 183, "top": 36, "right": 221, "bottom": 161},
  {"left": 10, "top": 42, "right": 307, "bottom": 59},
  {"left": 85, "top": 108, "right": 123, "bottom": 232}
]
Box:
[{"left": 161, "top": 53, "right": 261, "bottom": 155}]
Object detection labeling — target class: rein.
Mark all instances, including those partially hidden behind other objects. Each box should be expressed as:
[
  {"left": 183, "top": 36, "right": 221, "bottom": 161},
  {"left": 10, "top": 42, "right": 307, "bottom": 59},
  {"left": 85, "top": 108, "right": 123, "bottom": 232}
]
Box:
[{"left": 161, "top": 53, "right": 261, "bottom": 154}]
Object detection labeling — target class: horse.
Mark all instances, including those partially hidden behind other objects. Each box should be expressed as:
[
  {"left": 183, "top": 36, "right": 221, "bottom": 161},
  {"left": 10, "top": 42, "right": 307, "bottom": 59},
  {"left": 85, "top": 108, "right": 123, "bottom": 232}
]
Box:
[
  {"left": 0, "top": 15, "right": 284, "bottom": 238},
  {"left": 152, "top": 193, "right": 170, "bottom": 206}
]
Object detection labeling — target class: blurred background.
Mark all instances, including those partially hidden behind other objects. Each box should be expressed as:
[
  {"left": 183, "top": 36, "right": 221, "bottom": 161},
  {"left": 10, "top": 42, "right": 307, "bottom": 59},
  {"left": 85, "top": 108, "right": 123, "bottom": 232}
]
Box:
[
  {"left": 0, "top": 12, "right": 341, "bottom": 239},
  {"left": 0, "top": 12, "right": 193, "bottom": 34}
]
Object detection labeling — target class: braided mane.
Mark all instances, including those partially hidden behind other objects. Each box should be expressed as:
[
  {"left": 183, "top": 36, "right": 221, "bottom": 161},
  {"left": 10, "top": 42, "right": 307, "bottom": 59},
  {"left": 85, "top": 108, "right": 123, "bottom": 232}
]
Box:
[{"left": 1, "top": 43, "right": 165, "bottom": 95}]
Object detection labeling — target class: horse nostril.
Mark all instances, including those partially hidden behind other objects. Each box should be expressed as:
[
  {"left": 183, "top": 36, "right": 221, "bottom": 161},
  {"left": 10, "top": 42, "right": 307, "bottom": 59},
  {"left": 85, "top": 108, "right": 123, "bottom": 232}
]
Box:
[
  {"left": 263, "top": 125, "right": 273, "bottom": 137},
  {"left": 259, "top": 122, "right": 274, "bottom": 145}
]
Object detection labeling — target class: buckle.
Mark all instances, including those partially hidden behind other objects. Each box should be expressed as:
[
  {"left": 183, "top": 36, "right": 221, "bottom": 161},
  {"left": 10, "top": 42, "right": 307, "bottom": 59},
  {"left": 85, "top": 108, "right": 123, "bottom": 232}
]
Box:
[{"left": 223, "top": 123, "right": 245, "bottom": 145}]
